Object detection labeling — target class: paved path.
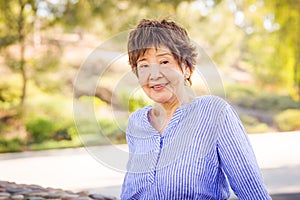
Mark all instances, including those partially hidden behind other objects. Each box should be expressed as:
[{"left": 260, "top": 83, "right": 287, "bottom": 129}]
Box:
[{"left": 1, "top": 131, "right": 300, "bottom": 199}]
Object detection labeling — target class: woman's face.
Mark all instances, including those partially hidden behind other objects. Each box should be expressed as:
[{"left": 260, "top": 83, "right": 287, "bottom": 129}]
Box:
[{"left": 136, "top": 46, "right": 189, "bottom": 104}]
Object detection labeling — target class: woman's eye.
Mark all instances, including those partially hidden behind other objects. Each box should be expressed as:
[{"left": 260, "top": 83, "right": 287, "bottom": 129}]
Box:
[
  {"left": 161, "top": 60, "right": 169, "bottom": 65},
  {"left": 138, "top": 64, "right": 149, "bottom": 68}
]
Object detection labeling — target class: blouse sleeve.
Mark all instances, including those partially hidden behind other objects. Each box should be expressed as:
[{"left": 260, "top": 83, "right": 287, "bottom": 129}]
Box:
[{"left": 217, "top": 104, "right": 271, "bottom": 199}]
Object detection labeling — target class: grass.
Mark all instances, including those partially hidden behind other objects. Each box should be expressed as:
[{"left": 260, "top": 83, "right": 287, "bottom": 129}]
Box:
[{"left": 28, "top": 137, "right": 82, "bottom": 151}]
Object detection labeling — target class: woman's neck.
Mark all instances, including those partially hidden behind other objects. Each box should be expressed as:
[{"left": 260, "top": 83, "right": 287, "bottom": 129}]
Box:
[{"left": 150, "top": 86, "right": 195, "bottom": 134}]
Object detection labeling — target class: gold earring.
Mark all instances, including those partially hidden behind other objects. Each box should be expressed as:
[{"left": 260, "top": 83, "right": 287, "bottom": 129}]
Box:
[{"left": 185, "top": 72, "right": 190, "bottom": 78}]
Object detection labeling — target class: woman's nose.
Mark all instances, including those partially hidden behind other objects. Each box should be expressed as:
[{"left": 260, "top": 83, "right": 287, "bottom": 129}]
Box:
[{"left": 149, "top": 64, "right": 162, "bottom": 80}]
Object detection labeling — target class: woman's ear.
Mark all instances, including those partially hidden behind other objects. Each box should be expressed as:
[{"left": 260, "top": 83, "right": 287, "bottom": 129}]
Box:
[{"left": 183, "top": 65, "right": 191, "bottom": 79}]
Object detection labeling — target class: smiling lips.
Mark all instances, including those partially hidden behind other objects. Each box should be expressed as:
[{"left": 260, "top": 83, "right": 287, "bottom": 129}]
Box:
[{"left": 150, "top": 83, "right": 168, "bottom": 91}]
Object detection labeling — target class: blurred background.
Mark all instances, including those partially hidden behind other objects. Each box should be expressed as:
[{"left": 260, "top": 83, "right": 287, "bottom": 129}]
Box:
[{"left": 0, "top": 0, "right": 299, "bottom": 198}]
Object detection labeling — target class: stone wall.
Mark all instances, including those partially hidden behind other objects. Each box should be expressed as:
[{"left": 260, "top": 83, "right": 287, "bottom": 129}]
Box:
[{"left": 0, "top": 181, "right": 117, "bottom": 200}]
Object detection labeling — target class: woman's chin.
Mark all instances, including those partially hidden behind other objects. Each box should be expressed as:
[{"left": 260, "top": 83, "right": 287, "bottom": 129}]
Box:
[{"left": 150, "top": 95, "right": 177, "bottom": 104}]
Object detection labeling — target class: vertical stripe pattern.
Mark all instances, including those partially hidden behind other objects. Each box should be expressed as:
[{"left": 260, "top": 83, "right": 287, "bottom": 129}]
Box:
[{"left": 121, "top": 95, "right": 271, "bottom": 200}]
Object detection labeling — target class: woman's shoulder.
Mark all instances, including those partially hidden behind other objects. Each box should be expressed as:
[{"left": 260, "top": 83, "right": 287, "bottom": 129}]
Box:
[
  {"left": 127, "top": 105, "right": 151, "bottom": 126},
  {"left": 126, "top": 106, "right": 153, "bottom": 137},
  {"left": 129, "top": 105, "right": 151, "bottom": 118},
  {"left": 194, "top": 95, "right": 229, "bottom": 109}
]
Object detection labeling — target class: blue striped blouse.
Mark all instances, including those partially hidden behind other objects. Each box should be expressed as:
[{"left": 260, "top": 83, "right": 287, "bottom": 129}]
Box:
[{"left": 121, "top": 95, "right": 271, "bottom": 199}]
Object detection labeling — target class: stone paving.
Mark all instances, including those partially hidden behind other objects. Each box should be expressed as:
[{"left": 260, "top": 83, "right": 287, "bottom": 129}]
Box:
[
  {"left": 0, "top": 181, "right": 117, "bottom": 200},
  {"left": 2, "top": 181, "right": 300, "bottom": 200}
]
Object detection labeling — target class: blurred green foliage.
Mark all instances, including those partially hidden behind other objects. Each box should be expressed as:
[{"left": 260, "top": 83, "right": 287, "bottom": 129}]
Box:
[
  {"left": 275, "top": 109, "right": 300, "bottom": 132},
  {"left": 226, "top": 84, "right": 299, "bottom": 111},
  {"left": 26, "top": 117, "right": 57, "bottom": 143},
  {"left": 98, "top": 118, "right": 126, "bottom": 144},
  {"left": 226, "top": 84, "right": 299, "bottom": 133},
  {"left": 23, "top": 91, "right": 75, "bottom": 144},
  {"left": 120, "top": 90, "right": 153, "bottom": 113},
  {"left": 0, "top": 0, "right": 299, "bottom": 152},
  {"left": 25, "top": 116, "right": 74, "bottom": 144},
  {"left": 240, "top": 115, "right": 271, "bottom": 134},
  {"left": 0, "top": 78, "right": 22, "bottom": 110},
  {"left": 0, "top": 137, "right": 23, "bottom": 153}
]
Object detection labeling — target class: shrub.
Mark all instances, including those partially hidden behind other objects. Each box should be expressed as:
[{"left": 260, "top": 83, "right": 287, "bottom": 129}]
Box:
[
  {"left": 225, "top": 84, "right": 258, "bottom": 108},
  {"left": 0, "top": 78, "right": 22, "bottom": 110},
  {"left": 0, "top": 137, "right": 23, "bottom": 153},
  {"left": 26, "top": 117, "right": 57, "bottom": 143},
  {"left": 254, "top": 94, "right": 299, "bottom": 111},
  {"left": 119, "top": 90, "right": 153, "bottom": 113},
  {"left": 24, "top": 93, "right": 76, "bottom": 145},
  {"left": 128, "top": 97, "right": 150, "bottom": 113},
  {"left": 0, "top": 120, "right": 11, "bottom": 132},
  {"left": 25, "top": 115, "right": 76, "bottom": 144},
  {"left": 98, "top": 118, "right": 126, "bottom": 143},
  {"left": 27, "top": 125, "right": 82, "bottom": 151},
  {"left": 226, "top": 84, "right": 299, "bottom": 111},
  {"left": 275, "top": 96, "right": 300, "bottom": 110},
  {"left": 25, "top": 94, "right": 73, "bottom": 120},
  {"left": 274, "top": 109, "right": 300, "bottom": 131},
  {"left": 240, "top": 115, "right": 271, "bottom": 133}
]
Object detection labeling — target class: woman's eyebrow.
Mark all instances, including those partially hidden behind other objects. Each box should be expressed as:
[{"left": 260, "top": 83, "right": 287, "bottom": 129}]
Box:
[
  {"left": 137, "top": 57, "right": 147, "bottom": 63},
  {"left": 156, "top": 52, "right": 172, "bottom": 57}
]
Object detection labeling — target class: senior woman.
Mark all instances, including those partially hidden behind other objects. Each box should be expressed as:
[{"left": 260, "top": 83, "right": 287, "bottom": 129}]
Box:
[{"left": 120, "top": 19, "right": 271, "bottom": 200}]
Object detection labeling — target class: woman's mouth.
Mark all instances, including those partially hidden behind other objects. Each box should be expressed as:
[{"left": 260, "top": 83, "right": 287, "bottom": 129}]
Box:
[{"left": 151, "top": 83, "right": 168, "bottom": 91}]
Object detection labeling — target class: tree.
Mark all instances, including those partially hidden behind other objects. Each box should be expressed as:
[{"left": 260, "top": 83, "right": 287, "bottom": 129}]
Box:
[
  {"left": 0, "top": 0, "right": 36, "bottom": 106},
  {"left": 0, "top": 0, "right": 76, "bottom": 107},
  {"left": 228, "top": 0, "right": 300, "bottom": 99}
]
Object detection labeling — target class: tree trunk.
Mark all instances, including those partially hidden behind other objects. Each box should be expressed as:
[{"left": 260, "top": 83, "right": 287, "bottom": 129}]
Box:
[
  {"left": 20, "top": 43, "right": 26, "bottom": 106},
  {"left": 18, "top": 0, "right": 27, "bottom": 106}
]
